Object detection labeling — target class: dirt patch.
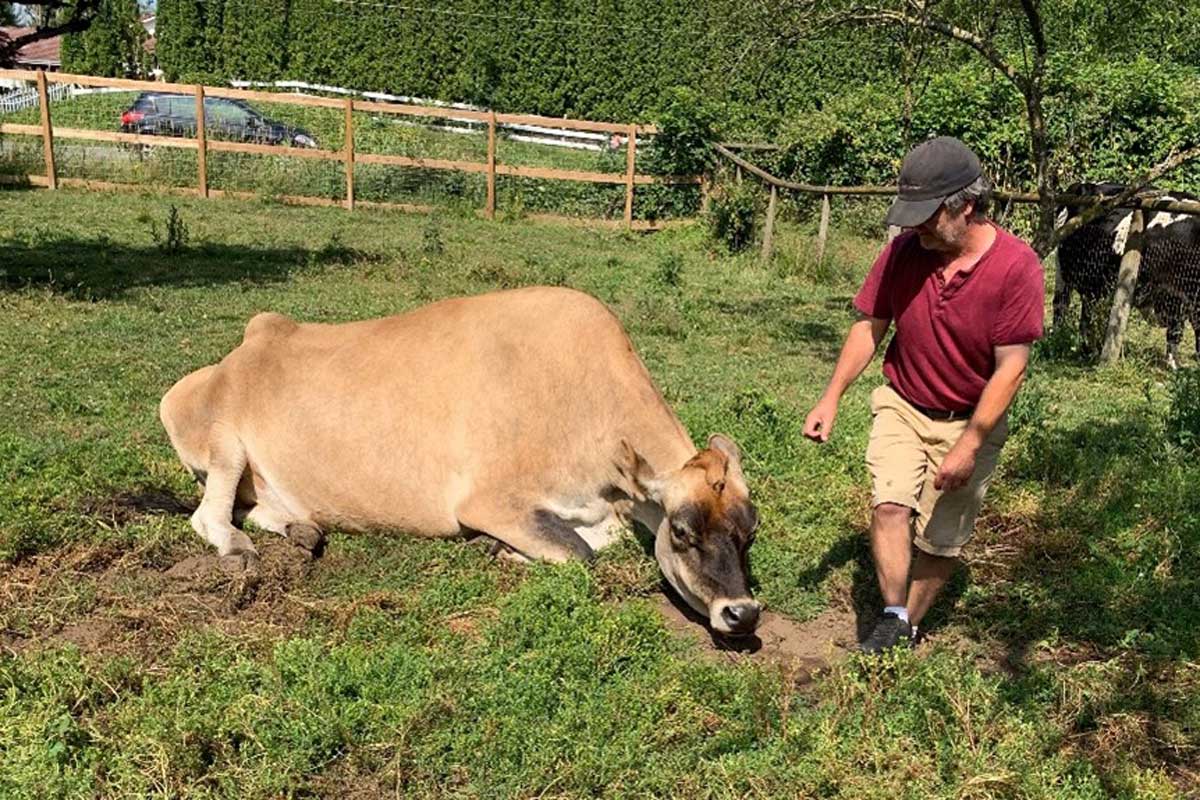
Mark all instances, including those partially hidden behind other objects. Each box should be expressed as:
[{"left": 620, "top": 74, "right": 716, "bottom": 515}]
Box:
[
  {"left": 0, "top": 534, "right": 322, "bottom": 660},
  {"left": 54, "top": 619, "right": 121, "bottom": 651},
  {"left": 654, "top": 592, "right": 856, "bottom": 680}
]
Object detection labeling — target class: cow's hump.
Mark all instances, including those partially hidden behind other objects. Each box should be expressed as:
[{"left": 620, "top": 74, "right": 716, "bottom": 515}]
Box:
[{"left": 242, "top": 312, "right": 298, "bottom": 343}]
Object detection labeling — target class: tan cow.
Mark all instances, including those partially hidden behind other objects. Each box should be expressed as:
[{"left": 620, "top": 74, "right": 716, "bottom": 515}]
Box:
[{"left": 160, "top": 287, "right": 762, "bottom": 634}]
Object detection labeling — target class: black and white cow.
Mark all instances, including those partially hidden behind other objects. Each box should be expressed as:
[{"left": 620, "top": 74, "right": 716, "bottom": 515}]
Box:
[{"left": 1055, "top": 182, "right": 1200, "bottom": 367}]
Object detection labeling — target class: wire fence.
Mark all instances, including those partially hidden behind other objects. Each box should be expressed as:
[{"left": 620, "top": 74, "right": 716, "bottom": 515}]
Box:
[{"left": 0, "top": 69, "right": 701, "bottom": 228}]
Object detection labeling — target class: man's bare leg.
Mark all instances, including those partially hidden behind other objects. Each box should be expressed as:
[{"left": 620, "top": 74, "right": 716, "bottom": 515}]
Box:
[
  {"left": 871, "top": 502, "right": 914, "bottom": 606},
  {"left": 906, "top": 550, "right": 958, "bottom": 628}
]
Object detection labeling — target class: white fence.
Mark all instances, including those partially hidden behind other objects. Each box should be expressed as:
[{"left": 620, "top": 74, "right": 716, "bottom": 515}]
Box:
[
  {"left": 0, "top": 81, "right": 74, "bottom": 113},
  {"left": 229, "top": 79, "right": 636, "bottom": 152}
]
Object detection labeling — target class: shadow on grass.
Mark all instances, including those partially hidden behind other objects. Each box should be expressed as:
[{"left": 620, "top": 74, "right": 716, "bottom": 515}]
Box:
[
  {"left": 797, "top": 405, "right": 1199, "bottom": 666},
  {"left": 968, "top": 412, "right": 1200, "bottom": 666},
  {"left": 0, "top": 232, "right": 364, "bottom": 300},
  {"left": 774, "top": 318, "right": 844, "bottom": 359}
]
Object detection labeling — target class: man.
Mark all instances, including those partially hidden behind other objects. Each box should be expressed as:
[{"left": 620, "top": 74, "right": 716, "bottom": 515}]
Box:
[{"left": 803, "top": 136, "right": 1044, "bottom": 653}]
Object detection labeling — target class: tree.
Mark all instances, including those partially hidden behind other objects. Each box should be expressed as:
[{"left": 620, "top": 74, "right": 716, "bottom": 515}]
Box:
[
  {"left": 811, "top": 0, "right": 1060, "bottom": 254},
  {"left": 0, "top": 1, "right": 104, "bottom": 68},
  {"left": 60, "top": 0, "right": 146, "bottom": 77},
  {"left": 768, "top": 0, "right": 1200, "bottom": 256}
]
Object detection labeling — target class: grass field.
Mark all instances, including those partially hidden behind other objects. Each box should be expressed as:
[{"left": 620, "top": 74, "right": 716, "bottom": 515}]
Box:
[
  {"left": 0, "top": 90, "right": 696, "bottom": 219},
  {"left": 1, "top": 187, "right": 1197, "bottom": 798}
]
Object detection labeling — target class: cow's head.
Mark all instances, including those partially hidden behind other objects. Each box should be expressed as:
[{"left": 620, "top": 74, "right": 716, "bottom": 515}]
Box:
[{"left": 617, "top": 434, "right": 761, "bottom": 635}]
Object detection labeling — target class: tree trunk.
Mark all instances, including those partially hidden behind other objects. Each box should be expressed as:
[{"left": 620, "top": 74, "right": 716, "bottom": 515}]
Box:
[{"left": 1023, "top": 75, "right": 1057, "bottom": 258}]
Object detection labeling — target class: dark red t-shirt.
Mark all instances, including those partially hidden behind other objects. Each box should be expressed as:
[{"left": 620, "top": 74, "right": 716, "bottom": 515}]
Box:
[{"left": 853, "top": 225, "right": 1044, "bottom": 412}]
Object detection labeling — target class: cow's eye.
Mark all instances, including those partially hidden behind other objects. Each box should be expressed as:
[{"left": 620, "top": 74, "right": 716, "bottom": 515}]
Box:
[{"left": 670, "top": 521, "right": 695, "bottom": 546}]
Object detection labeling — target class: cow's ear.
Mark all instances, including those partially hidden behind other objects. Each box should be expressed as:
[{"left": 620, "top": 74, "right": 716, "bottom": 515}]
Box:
[
  {"left": 615, "top": 440, "right": 661, "bottom": 503},
  {"left": 707, "top": 434, "right": 742, "bottom": 467}
]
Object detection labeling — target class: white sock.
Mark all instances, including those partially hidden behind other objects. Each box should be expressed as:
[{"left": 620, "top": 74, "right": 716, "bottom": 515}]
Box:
[{"left": 884, "top": 605, "right": 909, "bottom": 623}]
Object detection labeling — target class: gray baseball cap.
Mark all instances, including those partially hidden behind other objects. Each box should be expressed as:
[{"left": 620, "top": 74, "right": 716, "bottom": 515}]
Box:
[{"left": 885, "top": 136, "right": 983, "bottom": 227}]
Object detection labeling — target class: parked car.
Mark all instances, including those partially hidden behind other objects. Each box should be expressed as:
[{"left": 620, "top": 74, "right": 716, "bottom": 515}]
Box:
[{"left": 119, "top": 92, "right": 319, "bottom": 148}]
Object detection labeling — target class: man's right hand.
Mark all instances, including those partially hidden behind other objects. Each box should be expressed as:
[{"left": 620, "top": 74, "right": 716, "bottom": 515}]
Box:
[{"left": 803, "top": 398, "right": 839, "bottom": 442}]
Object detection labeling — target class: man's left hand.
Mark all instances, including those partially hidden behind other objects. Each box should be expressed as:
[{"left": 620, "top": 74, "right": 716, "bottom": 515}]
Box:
[{"left": 934, "top": 441, "right": 978, "bottom": 492}]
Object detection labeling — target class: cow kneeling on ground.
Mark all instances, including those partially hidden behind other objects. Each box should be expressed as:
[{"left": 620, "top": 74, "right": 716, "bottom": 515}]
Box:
[{"left": 160, "top": 287, "right": 762, "bottom": 635}]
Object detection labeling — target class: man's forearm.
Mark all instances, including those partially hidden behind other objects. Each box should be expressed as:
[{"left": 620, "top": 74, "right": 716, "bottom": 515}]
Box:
[
  {"left": 960, "top": 363, "right": 1026, "bottom": 448},
  {"left": 821, "top": 319, "right": 887, "bottom": 402}
]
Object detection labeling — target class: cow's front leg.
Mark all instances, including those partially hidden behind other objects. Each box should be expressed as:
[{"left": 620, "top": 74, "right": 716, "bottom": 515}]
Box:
[
  {"left": 1052, "top": 270, "right": 1072, "bottom": 331},
  {"left": 190, "top": 425, "right": 257, "bottom": 563},
  {"left": 458, "top": 501, "right": 594, "bottom": 564}
]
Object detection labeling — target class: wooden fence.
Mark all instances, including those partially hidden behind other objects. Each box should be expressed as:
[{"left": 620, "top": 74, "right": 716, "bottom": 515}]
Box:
[
  {"left": 0, "top": 69, "right": 700, "bottom": 230},
  {"left": 714, "top": 142, "right": 1200, "bottom": 365}
]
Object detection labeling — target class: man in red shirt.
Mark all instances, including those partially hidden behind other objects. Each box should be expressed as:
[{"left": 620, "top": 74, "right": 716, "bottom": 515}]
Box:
[{"left": 803, "top": 137, "right": 1044, "bottom": 653}]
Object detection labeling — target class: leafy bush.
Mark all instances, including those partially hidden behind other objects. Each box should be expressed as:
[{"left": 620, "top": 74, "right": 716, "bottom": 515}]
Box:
[{"left": 706, "top": 177, "right": 761, "bottom": 252}]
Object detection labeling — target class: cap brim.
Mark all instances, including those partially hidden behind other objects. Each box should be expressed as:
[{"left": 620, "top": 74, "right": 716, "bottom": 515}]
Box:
[{"left": 885, "top": 196, "right": 944, "bottom": 228}]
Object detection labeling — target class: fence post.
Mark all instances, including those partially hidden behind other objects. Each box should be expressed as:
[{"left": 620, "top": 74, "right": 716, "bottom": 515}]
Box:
[
  {"left": 486, "top": 110, "right": 496, "bottom": 219},
  {"left": 699, "top": 175, "right": 710, "bottom": 214},
  {"left": 815, "top": 192, "right": 831, "bottom": 264},
  {"left": 194, "top": 84, "right": 208, "bottom": 198},
  {"left": 624, "top": 124, "right": 637, "bottom": 229},
  {"left": 343, "top": 98, "right": 355, "bottom": 211},
  {"left": 36, "top": 70, "right": 56, "bottom": 190},
  {"left": 761, "top": 184, "right": 778, "bottom": 261},
  {"left": 1100, "top": 207, "right": 1145, "bottom": 364}
]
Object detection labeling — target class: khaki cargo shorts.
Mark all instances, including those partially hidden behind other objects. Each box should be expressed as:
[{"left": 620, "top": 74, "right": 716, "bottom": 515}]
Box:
[{"left": 865, "top": 384, "right": 1007, "bottom": 557}]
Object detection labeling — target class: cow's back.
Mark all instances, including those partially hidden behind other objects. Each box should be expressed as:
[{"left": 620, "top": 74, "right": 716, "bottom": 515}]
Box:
[{"left": 205, "top": 287, "right": 692, "bottom": 534}]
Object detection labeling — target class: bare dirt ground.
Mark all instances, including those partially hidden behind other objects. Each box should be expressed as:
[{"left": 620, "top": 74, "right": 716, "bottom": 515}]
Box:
[{"left": 654, "top": 591, "right": 857, "bottom": 681}]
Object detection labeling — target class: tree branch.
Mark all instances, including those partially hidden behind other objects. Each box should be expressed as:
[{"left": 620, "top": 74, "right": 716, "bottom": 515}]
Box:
[
  {"left": 830, "top": 6, "right": 1025, "bottom": 89},
  {"left": 1051, "top": 143, "right": 1200, "bottom": 247},
  {"left": 1018, "top": 0, "right": 1047, "bottom": 58}
]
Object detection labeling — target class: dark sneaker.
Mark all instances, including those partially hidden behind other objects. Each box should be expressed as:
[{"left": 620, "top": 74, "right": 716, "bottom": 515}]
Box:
[{"left": 860, "top": 612, "right": 913, "bottom": 654}]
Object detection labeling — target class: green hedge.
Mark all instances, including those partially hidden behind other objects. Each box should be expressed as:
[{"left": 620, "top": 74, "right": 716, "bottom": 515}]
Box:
[{"left": 145, "top": 1, "right": 1200, "bottom": 206}]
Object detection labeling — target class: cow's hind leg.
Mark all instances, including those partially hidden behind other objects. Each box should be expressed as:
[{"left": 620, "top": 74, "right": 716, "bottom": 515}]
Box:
[
  {"left": 1080, "top": 294, "right": 1101, "bottom": 354},
  {"left": 458, "top": 501, "right": 594, "bottom": 564},
  {"left": 242, "top": 505, "right": 325, "bottom": 554},
  {"left": 1166, "top": 313, "right": 1183, "bottom": 370},
  {"left": 191, "top": 424, "right": 257, "bottom": 562}
]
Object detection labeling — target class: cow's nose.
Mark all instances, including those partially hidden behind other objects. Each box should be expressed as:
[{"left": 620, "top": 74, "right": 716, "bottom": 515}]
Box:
[{"left": 721, "top": 601, "right": 761, "bottom": 634}]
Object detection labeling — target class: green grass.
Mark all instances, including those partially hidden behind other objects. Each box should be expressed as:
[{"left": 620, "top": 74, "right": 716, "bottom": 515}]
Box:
[
  {"left": 0, "top": 91, "right": 698, "bottom": 219},
  {"left": 0, "top": 188, "right": 1197, "bottom": 798}
]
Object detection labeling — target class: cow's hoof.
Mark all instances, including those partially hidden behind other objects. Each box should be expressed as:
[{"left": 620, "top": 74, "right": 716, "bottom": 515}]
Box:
[
  {"left": 218, "top": 549, "right": 259, "bottom": 573},
  {"left": 285, "top": 522, "right": 325, "bottom": 556},
  {"left": 216, "top": 531, "right": 259, "bottom": 572}
]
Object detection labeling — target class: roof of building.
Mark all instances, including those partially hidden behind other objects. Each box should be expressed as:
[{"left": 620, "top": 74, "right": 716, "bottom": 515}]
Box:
[{"left": 1, "top": 27, "right": 62, "bottom": 67}]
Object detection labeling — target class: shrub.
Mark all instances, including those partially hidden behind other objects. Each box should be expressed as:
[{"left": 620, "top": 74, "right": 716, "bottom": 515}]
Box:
[
  {"left": 706, "top": 177, "right": 761, "bottom": 253},
  {"left": 150, "top": 205, "right": 189, "bottom": 254}
]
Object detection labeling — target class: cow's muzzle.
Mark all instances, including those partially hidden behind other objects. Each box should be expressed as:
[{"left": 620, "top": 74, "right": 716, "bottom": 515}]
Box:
[{"left": 711, "top": 598, "right": 762, "bottom": 635}]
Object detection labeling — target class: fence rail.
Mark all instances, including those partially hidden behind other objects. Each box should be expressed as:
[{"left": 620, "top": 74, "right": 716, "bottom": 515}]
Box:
[{"left": 0, "top": 68, "right": 694, "bottom": 230}]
